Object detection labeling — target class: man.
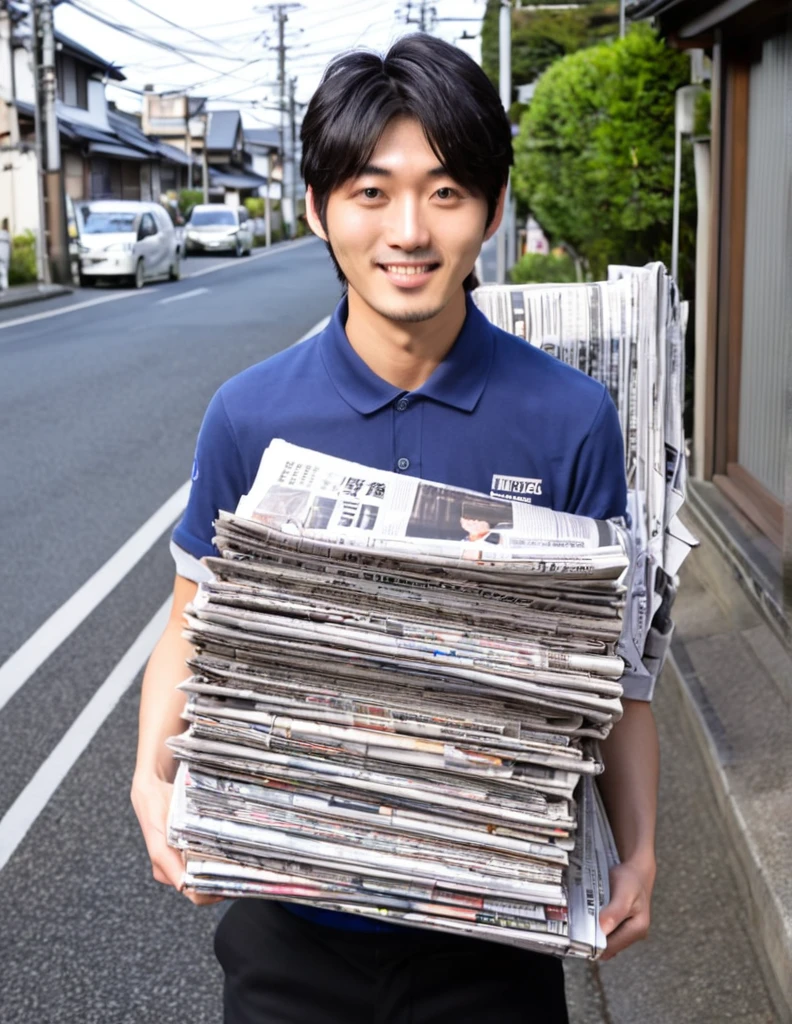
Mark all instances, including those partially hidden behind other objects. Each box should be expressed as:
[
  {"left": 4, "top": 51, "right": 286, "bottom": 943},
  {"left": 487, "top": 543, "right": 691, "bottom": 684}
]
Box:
[{"left": 132, "top": 34, "right": 658, "bottom": 1024}]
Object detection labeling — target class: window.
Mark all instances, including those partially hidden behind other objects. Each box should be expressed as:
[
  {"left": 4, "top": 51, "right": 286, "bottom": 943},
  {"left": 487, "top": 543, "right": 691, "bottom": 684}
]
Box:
[
  {"left": 57, "top": 54, "right": 88, "bottom": 110},
  {"left": 189, "top": 208, "right": 237, "bottom": 226},
  {"left": 81, "top": 209, "right": 137, "bottom": 234},
  {"left": 139, "top": 213, "right": 157, "bottom": 237}
]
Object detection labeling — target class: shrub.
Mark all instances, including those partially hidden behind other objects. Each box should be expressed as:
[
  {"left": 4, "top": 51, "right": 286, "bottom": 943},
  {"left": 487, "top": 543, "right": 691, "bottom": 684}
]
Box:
[
  {"left": 9, "top": 231, "right": 38, "bottom": 285},
  {"left": 178, "top": 189, "right": 204, "bottom": 219},
  {"left": 510, "top": 251, "right": 578, "bottom": 284},
  {"left": 512, "top": 25, "right": 695, "bottom": 285}
]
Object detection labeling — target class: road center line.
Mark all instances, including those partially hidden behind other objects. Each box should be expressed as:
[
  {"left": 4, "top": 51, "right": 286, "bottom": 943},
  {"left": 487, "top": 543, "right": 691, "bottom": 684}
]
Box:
[
  {"left": 0, "top": 482, "right": 190, "bottom": 714},
  {"left": 0, "top": 236, "right": 319, "bottom": 332},
  {"left": 159, "top": 287, "right": 209, "bottom": 305},
  {"left": 0, "top": 600, "right": 171, "bottom": 872}
]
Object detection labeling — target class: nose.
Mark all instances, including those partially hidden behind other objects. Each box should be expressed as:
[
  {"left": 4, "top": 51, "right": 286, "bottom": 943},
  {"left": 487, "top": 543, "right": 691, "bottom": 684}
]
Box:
[{"left": 383, "top": 193, "right": 431, "bottom": 253}]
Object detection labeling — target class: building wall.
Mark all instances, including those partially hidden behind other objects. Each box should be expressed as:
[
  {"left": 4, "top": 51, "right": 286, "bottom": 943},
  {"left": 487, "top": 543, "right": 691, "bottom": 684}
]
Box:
[
  {"left": 737, "top": 28, "right": 792, "bottom": 501},
  {"left": 0, "top": 149, "right": 40, "bottom": 234},
  {"left": 55, "top": 78, "right": 110, "bottom": 131}
]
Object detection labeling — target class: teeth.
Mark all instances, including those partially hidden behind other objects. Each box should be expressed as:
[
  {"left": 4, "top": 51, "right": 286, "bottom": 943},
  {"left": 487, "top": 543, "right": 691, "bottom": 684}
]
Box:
[{"left": 384, "top": 265, "right": 432, "bottom": 276}]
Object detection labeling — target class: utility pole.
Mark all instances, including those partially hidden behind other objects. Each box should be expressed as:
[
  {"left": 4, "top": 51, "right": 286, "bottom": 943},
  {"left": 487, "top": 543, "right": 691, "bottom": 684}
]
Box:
[
  {"left": 288, "top": 76, "right": 298, "bottom": 238},
  {"left": 202, "top": 109, "right": 210, "bottom": 204},
  {"left": 402, "top": 1, "right": 437, "bottom": 32},
  {"left": 31, "top": 0, "right": 68, "bottom": 283},
  {"left": 496, "top": 0, "right": 512, "bottom": 284},
  {"left": 260, "top": 3, "right": 302, "bottom": 238}
]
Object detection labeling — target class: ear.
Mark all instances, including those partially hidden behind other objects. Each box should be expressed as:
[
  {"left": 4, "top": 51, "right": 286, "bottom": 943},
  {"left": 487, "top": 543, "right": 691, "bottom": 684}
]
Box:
[
  {"left": 483, "top": 184, "right": 507, "bottom": 242},
  {"left": 305, "top": 186, "right": 328, "bottom": 241}
]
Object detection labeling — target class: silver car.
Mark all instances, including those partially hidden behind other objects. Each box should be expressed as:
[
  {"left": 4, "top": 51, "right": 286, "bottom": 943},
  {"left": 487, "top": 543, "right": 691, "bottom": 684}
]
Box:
[
  {"left": 185, "top": 204, "right": 254, "bottom": 257},
  {"left": 77, "top": 201, "right": 181, "bottom": 289}
]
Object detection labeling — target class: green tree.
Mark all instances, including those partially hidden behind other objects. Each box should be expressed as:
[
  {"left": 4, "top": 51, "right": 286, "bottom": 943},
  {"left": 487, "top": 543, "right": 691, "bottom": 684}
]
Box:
[
  {"left": 512, "top": 25, "right": 695, "bottom": 283},
  {"left": 481, "top": 0, "right": 619, "bottom": 98}
]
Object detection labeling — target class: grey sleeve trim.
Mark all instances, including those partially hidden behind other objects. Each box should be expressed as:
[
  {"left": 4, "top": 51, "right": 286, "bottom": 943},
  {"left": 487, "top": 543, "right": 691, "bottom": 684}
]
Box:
[{"left": 170, "top": 540, "right": 215, "bottom": 583}]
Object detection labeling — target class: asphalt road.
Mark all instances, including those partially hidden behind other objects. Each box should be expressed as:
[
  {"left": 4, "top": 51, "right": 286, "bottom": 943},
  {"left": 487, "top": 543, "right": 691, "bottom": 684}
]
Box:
[
  {"left": 0, "top": 238, "right": 779, "bottom": 1024},
  {"left": 0, "top": 237, "right": 338, "bottom": 1024}
]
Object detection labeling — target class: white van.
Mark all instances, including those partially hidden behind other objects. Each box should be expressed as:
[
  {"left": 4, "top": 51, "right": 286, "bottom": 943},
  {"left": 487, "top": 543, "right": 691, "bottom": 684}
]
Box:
[{"left": 77, "top": 200, "right": 181, "bottom": 289}]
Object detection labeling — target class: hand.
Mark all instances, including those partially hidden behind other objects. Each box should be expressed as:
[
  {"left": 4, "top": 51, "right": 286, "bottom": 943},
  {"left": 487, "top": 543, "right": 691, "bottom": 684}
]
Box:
[
  {"left": 598, "top": 855, "right": 655, "bottom": 961},
  {"left": 131, "top": 772, "right": 224, "bottom": 907}
]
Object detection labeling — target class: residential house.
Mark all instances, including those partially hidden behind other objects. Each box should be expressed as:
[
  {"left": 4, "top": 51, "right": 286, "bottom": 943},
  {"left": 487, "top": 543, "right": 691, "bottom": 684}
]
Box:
[
  {"left": 244, "top": 126, "right": 282, "bottom": 203},
  {"left": 204, "top": 109, "right": 268, "bottom": 206},
  {"left": 629, "top": 0, "right": 791, "bottom": 592},
  {"left": 626, "top": 1, "right": 792, "bottom": 1011},
  {"left": 0, "top": 12, "right": 189, "bottom": 235}
]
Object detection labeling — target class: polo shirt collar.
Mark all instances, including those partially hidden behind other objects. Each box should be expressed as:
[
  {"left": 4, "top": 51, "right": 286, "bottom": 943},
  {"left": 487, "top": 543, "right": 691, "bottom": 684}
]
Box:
[{"left": 320, "top": 293, "right": 495, "bottom": 415}]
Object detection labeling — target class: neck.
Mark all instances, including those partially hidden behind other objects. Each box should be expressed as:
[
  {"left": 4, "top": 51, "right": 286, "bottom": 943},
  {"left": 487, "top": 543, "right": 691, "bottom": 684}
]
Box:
[{"left": 344, "top": 287, "right": 467, "bottom": 392}]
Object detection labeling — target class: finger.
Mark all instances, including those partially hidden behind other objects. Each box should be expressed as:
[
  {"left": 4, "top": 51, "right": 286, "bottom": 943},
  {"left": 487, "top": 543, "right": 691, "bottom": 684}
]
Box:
[
  {"left": 600, "top": 878, "right": 640, "bottom": 935},
  {"left": 182, "top": 889, "right": 226, "bottom": 906},
  {"left": 150, "top": 846, "right": 187, "bottom": 890},
  {"left": 600, "top": 912, "right": 650, "bottom": 961},
  {"left": 600, "top": 894, "right": 637, "bottom": 936}
]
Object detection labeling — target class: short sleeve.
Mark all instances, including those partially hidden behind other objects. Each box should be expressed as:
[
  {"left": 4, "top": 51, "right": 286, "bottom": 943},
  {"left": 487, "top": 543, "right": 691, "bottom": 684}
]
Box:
[
  {"left": 566, "top": 388, "right": 627, "bottom": 520},
  {"left": 171, "top": 388, "right": 248, "bottom": 568}
]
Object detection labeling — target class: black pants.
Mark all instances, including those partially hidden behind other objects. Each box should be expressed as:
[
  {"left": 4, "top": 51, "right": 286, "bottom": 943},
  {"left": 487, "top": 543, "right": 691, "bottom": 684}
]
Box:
[{"left": 215, "top": 900, "right": 570, "bottom": 1024}]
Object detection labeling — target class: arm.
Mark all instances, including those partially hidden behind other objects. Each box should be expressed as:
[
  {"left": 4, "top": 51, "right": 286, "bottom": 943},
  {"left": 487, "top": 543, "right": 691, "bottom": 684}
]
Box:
[
  {"left": 130, "top": 575, "right": 220, "bottom": 905},
  {"left": 597, "top": 698, "right": 660, "bottom": 959}
]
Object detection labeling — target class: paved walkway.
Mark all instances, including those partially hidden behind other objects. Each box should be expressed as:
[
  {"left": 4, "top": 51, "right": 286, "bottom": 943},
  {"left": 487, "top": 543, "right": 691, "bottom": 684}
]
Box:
[
  {"left": 564, "top": 669, "right": 778, "bottom": 1023},
  {"left": 0, "top": 283, "right": 72, "bottom": 310}
]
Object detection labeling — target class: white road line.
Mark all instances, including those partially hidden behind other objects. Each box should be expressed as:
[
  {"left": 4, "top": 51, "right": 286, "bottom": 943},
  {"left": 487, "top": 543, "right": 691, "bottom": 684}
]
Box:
[
  {"left": 0, "top": 289, "right": 148, "bottom": 331},
  {"left": 0, "top": 601, "right": 170, "bottom": 872},
  {"left": 294, "top": 314, "right": 331, "bottom": 344},
  {"left": 159, "top": 287, "right": 209, "bottom": 305},
  {"left": 184, "top": 235, "right": 318, "bottom": 280},
  {"left": 0, "top": 236, "right": 319, "bottom": 331},
  {"left": 0, "top": 482, "right": 190, "bottom": 714}
]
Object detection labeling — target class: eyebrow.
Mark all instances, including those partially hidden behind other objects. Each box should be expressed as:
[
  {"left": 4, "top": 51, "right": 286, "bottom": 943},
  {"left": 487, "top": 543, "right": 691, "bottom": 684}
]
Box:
[{"left": 355, "top": 163, "right": 451, "bottom": 179}]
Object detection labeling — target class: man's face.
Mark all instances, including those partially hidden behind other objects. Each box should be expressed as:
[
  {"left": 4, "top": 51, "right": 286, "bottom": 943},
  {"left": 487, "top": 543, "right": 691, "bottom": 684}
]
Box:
[{"left": 310, "top": 116, "right": 500, "bottom": 324}]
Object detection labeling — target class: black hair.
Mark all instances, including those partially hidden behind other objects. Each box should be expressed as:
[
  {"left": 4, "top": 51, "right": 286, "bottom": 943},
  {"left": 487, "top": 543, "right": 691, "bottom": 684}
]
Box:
[{"left": 300, "top": 33, "right": 513, "bottom": 291}]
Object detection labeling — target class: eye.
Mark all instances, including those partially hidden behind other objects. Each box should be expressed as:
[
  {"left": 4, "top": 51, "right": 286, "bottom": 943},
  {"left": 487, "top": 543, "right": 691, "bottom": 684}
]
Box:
[
  {"left": 435, "top": 187, "right": 459, "bottom": 200},
  {"left": 362, "top": 187, "right": 381, "bottom": 200}
]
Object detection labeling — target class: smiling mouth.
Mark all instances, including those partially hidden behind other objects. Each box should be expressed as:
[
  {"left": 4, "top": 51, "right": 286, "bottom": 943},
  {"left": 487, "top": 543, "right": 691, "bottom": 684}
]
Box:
[{"left": 379, "top": 262, "right": 440, "bottom": 277}]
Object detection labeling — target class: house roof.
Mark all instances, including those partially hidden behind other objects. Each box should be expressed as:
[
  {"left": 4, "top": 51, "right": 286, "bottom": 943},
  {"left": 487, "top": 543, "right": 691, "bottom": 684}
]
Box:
[
  {"left": 244, "top": 127, "right": 280, "bottom": 152},
  {"left": 55, "top": 30, "right": 126, "bottom": 82},
  {"left": 206, "top": 109, "right": 242, "bottom": 152},
  {"left": 209, "top": 165, "right": 269, "bottom": 190},
  {"left": 627, "top": 0, "right": 767, "bottom": 37},
  {"left": 108, "top": 110, "right": 191, "bottom": 165},
  {"left": 15, "top": 101, "right": 190, "bottom": 166}
]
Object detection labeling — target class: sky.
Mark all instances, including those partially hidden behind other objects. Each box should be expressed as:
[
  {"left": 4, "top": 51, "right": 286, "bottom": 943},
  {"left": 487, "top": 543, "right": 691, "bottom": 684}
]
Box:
[{"left": 54, "top": 0, "right": 487, "bottom": 127}]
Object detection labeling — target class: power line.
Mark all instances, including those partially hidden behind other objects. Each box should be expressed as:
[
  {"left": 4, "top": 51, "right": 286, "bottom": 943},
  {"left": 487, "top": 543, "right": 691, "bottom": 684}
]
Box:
[
  {"left": 66, "top": 0, "right": 248, "bottom": 63},
  {"left": 121, "top": 0, "right": 236, "bottom": 54}
]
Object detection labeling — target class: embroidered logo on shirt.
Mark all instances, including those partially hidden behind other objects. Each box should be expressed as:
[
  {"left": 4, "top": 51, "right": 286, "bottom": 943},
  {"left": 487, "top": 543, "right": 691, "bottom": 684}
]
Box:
[
  {"left": 191, "top": 457, "right": 200, "bottom": 482},
  {"left": 490, "top": 474, "right": 543, "bottom": 504}
]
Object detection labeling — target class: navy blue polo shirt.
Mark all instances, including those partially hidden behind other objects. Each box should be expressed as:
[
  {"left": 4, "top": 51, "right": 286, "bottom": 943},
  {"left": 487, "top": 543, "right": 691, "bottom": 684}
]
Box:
[{"left": 172, "top": 291, "right": 627, "bottom": 931}]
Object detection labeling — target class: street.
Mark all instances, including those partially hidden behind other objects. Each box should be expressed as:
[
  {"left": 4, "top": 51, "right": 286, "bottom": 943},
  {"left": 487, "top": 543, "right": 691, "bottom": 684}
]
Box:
[{"left": 0, "top": 238, "right": 778, "bottom": 1023}]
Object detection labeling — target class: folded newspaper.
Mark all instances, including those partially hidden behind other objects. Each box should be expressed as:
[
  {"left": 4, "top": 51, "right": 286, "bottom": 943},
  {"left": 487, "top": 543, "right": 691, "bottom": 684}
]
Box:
[
  {"left": 474, "top": 263, "right": 698, "bottom": 701},
  {"left": 168, "top": 440, "right": 627, "bottom": 958}
]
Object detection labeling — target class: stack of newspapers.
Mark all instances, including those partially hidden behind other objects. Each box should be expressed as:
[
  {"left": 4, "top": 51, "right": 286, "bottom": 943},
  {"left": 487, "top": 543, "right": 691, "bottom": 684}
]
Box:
[
  {"left": 474, "top": 263, "right": 697, "bottom": 701},
  {"left": 168, "top": 439, "right": 630, "bottom": 958}
]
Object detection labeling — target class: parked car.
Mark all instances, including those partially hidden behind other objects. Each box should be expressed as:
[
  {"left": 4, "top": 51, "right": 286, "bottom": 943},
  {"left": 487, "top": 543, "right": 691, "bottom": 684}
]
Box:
[
  {"left": 184, "top": 204, "right": 253, "bottom": 257},
  {"left": 76, "top": 200, "right": 181, "bottom": 289}
]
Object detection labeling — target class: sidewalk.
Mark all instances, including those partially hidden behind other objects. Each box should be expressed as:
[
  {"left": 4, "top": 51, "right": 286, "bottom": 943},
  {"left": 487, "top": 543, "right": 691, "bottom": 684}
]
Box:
[
  {"left": 0, "top": 282, "right": 73, "bottom": 310},
  {"left": 564, "top": 662, "right": 779, "bottom": 1023}
]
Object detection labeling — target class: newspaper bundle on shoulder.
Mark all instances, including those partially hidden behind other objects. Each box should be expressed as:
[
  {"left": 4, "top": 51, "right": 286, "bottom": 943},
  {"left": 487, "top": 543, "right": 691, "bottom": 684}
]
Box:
[
  {"left": 474, "top": 262, "right": 698, "bottom": 701},
  {"left": 168, "top": 440, "right": 629, "bottom": 959}
]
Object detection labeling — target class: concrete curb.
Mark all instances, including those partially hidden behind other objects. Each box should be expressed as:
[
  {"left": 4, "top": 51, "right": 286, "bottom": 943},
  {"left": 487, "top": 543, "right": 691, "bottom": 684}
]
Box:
[
  {"left": 667, "top": 642, "right": 792, "bottom": 1024},
  {"left": 0, "top": 284, "right": 73, "bottom": 311}
]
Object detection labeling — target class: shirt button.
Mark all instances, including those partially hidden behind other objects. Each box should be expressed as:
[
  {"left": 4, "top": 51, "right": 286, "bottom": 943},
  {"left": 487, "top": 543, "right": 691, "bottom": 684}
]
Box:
[
  {"left": 397, "top": 457, "right": 410, "bottom": 471},
  {"left": 396, "top": 398, "right": 409, "bottom": 412}
]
